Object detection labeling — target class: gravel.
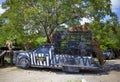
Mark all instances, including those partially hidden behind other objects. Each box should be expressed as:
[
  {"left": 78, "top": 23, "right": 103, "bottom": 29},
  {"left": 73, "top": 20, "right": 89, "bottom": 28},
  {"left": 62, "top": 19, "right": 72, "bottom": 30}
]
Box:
[{"left": 0, "top": 60, "right": 120, "bottom": 82}]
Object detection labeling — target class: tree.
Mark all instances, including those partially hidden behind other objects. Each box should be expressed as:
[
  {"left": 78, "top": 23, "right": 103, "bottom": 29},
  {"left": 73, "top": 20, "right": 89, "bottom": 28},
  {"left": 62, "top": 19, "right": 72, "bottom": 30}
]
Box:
[
  {"left": 89, "top": 13, "right": 119, "bottom": 50},
  {"left": 1, "top": 0, "right": 116, "bottom": 44}
]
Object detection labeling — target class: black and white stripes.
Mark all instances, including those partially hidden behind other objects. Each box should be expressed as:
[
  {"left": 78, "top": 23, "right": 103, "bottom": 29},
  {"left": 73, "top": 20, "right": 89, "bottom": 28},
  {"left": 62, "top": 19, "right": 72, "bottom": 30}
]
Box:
[
  {"left": 30, "top": 47, "right": 55, "bottom": 67},
  {"left": 14, "top": 45, "right": 96, "bottom": 69},
  {"left": 30, "top": 52, "right": 94, "bottom": 68}
]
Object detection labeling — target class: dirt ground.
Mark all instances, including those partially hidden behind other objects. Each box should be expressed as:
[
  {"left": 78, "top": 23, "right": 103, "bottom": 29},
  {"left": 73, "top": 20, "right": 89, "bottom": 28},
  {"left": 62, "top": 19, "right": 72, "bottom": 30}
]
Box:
[{"left": 0, "top": 59, "right": 120, "bottom": 82}]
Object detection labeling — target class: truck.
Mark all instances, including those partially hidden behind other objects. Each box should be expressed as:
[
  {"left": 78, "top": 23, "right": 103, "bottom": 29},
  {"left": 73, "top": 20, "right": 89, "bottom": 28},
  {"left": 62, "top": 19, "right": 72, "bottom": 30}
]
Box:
[{"left": 13, "top": 30, "right": 100, "bottom": 72}]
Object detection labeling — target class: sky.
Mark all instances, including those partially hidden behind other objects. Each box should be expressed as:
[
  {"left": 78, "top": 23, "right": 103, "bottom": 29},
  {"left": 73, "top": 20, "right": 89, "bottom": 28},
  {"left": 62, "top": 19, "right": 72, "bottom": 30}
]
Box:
[
  {"left": 81, "top": 0, "right": 120, "bottom": 24},
  {"left": 111, "top": 0, "right": 120, "bottom": 22},
  {"left": 0, "top": 0, "right": 120, "bottom": 23},
  {"left": 0, "top": 0, "right": 5, "bottom": 15}
]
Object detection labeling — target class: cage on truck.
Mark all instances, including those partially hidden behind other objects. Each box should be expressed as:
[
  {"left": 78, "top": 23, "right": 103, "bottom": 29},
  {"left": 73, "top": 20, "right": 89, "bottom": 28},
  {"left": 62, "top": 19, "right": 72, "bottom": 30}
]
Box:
[{"left": 13, "top": 31, "right": 100, "bottom": 72}]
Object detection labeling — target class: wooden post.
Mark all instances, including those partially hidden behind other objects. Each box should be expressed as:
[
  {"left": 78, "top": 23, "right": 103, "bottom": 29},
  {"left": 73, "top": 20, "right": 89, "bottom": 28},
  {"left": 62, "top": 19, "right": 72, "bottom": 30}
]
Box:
[
  {"left": 0, "top": 56, "right": 4, "bottom": 66},
  {"left": 10, "top": 50, "right": 13, "bottom": 65},
  {"left": 2, "top": 56, "right": 4, "bottom": 66}
]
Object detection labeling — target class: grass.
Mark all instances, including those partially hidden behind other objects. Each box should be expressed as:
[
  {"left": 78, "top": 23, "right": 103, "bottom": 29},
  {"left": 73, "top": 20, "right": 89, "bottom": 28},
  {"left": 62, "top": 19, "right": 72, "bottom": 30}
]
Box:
[
  {"left": 4, "top": 57, "right": 11, "bottom": 63},
  {"left": 94, "top": 58, "right": 98, "bottom": 62},
  {"left": 94, "top": 58, "right": 99, "bottom": 63}
]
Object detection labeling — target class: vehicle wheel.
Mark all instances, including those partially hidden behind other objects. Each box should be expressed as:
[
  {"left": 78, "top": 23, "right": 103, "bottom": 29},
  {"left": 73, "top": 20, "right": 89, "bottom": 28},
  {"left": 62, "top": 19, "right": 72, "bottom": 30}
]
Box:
[
  {"left": 62, "top": 66, "right": 79, "bottom": 73},
  {"left": 19, "top": 58, "right": 30, "bottom": 69}
]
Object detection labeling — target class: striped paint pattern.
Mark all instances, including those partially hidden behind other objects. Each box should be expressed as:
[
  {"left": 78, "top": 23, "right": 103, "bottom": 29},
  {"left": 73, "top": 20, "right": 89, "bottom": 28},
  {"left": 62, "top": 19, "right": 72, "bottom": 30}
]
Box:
[
  {"left": 30, "top": 51, "right": 94, "bottom": 67},
  {"left": 30, "top": 48, "right": 54, "bottom": 67}
]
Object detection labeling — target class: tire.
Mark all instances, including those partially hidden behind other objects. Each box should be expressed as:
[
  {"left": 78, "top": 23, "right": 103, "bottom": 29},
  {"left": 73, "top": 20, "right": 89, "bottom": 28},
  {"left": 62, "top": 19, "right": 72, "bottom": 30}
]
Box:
[{"left": 18, "top": 58, "right": 30, "bottom": 69}]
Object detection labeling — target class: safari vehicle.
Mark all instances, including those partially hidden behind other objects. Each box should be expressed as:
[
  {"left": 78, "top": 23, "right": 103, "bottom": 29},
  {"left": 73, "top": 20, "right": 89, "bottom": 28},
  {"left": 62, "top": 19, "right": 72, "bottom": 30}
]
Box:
[{"left": 13, "top": 31, "right": 100, "bottom": 72}]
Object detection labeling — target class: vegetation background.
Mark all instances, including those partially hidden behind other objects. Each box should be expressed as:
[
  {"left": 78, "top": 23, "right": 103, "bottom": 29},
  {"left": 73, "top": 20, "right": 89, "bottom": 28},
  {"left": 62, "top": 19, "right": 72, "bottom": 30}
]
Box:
[{"left": 0, "top": 0, "right": 120, "bottom": 56}]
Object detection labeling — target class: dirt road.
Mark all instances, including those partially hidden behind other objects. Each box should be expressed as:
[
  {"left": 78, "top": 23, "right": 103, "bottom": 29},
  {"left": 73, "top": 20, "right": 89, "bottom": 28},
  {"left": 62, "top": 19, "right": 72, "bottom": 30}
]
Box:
[{"left": 0, "top": 60, "right": 120, "bottom": 82}]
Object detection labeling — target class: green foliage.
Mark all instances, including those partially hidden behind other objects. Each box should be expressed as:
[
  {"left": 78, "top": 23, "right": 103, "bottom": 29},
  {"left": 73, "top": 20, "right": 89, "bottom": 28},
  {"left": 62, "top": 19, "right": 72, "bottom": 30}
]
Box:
[
  {"left": 0, "top": 0, "right": 119, "bottom": 50},
  {"left": 36, "top": 37, "right": 46, "bottom": 45},
  {"left": 90, "top": 15, "right": 120, "bottom": 50}
]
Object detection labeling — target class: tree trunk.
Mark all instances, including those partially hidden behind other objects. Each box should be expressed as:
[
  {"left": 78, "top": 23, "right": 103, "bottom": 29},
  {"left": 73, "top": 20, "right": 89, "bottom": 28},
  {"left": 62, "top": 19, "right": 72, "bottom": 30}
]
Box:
[
  {"left": 46, "top": 36, "right": 51, "bottom": 44},
  {"left": 92, "top": 38, "right": 105, "bottom": 66},
  {"left": 43, "top": 26, "right": 52, "bottom": 44}
]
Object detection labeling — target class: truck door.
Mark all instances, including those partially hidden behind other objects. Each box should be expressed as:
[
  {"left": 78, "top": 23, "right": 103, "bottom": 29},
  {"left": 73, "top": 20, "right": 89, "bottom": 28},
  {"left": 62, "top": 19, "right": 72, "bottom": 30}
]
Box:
[{"left": 30, "top": 46, "right": 54, "bottom": 67}]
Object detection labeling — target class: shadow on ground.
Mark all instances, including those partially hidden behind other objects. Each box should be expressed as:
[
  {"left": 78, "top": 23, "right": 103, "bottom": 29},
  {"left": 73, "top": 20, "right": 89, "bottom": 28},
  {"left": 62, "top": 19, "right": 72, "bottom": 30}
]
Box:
[
  {"left": 23, "top": 62, "right": 120, "bottom": 76},
  {"left": 1, "top": 60, "right": 120, "bottom": 76}
]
